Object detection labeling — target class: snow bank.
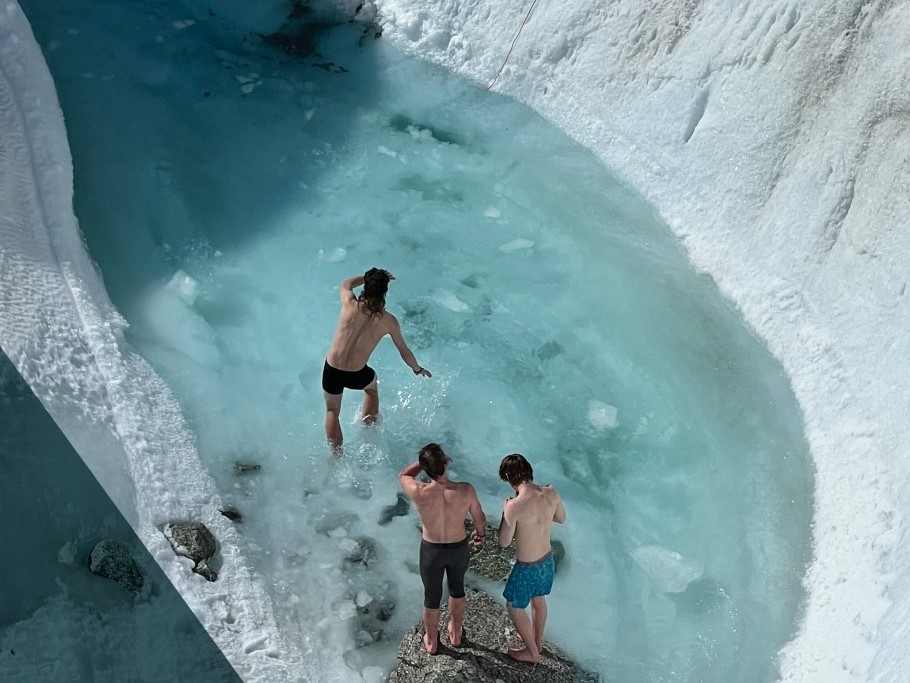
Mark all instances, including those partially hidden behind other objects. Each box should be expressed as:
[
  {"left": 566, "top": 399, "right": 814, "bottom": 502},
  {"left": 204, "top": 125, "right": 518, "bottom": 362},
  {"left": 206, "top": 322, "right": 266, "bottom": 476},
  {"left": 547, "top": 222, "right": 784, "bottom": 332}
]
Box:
[
  {"left": 0, "top": 3, "right": 307, "bottom": 679},
  {"left": 370, "top": 0, "right": 910, "bottom": 680}
]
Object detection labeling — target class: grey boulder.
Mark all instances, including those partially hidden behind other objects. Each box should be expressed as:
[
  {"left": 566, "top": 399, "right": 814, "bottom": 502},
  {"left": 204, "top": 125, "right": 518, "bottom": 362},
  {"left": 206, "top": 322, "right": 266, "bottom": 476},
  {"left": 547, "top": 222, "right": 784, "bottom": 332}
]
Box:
[
  {"left": 164, "top": 522, "right": 218, "bottom": 582},
  {"left": 88, "top": 539, "right": 143, "bottom": 593}
]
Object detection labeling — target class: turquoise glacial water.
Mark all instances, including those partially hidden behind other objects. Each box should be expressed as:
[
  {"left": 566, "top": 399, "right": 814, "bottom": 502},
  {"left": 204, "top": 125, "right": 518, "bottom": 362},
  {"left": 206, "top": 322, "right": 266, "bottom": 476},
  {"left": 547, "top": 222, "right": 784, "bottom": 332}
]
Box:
[{"left": 21, "top": 0, "right": 812, "bottom": 680}]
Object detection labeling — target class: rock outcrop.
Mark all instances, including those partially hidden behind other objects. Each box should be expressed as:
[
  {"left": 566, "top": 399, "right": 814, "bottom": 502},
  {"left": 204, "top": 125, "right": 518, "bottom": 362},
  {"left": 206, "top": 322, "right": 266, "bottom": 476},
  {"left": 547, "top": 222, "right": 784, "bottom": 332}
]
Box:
[
  {"left": 389, "top": 589, "right": 597, "bottom": 683},
  {"left": 466, "top": 520, "right": 566, "bottom": 582},
  {"left": 88, "top": 539, "right": 143, "bottom": 593}
]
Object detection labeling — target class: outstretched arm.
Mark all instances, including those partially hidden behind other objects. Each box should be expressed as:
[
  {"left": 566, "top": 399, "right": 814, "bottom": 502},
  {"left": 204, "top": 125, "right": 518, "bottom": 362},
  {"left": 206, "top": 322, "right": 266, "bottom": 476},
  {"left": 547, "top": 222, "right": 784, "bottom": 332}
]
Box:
[
  {"left": 389, "top": 315, "right": 432, "bottom": 377},
  {"left": 398, "top": 460, "right": 423, "bottom": 500},
  {"left": 339, "top": 275, "right": 365, "bottom": 304}
]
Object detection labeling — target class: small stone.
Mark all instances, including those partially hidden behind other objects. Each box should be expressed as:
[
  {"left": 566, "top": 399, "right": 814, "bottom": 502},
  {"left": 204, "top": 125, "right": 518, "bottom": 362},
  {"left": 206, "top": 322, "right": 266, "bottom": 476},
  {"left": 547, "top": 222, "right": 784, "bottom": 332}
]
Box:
[
  {"left": 234, "top": 462, "right": 262, "bottom": 475},
  {"left": 88, "top": 539, "right": 144, "bottom": 593},
  {"left": 219, "top": 507, "right": 243, "bottom": 523}
]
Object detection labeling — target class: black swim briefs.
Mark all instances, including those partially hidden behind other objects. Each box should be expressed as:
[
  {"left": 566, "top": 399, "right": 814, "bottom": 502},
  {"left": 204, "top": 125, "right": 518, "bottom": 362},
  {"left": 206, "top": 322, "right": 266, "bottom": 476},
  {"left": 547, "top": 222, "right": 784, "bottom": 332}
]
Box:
[
  {"left": 321, "top": 361, "right": 376, "bottom": 395},
  {"left": 419, "top": 537, "right": 470, "bottom": 609}
]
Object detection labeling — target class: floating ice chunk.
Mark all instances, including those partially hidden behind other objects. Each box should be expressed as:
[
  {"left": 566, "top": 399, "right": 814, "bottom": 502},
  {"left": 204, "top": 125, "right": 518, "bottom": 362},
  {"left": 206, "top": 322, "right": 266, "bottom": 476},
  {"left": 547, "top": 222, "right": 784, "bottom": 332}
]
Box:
[
  {"left": 172, "top": 19, "right": 195, "bottom": 30},
  {"left": 484, "top": 207, "right": 501, "bottom": 219},
  {"left": 47, "top": 40, "right": 61, "bottom": 52},
  {"left": 166, "top": 270, "right": 199, "bottom": 305},
  {"left": 377, "top": 145, "right": 398, "bottom": 158},
  {"left": 633, "top": 416, "right": 649, "bottom": 436},
  {"left": 436, "top": 291, "right": 470, "bottom": 312},
  {"left": 318, "top": 247, "right": 347, "bottom": 263},
  {"left": 355, "top": 590, "right": 373, "bottom": 608},
  {"left": 587, "top": 400, "right": 618, "bottom": 430},
  {"left": 304, "top": 108, "right": 315, "bottom": 122},
  {"left": 631, "top": 545, "right": 703, "bottom": 593},
  {"left": 337, "top": 600, "right": 357, "bottom": 621},
  {"left": 57, "top": 540, "right": 76, "bottom": 565},
  {"left": 499, "top": 238, "right": 534, "bottom": 252},
  {"left": 327, "top": 526, "right": 348, "bottom": 539}
]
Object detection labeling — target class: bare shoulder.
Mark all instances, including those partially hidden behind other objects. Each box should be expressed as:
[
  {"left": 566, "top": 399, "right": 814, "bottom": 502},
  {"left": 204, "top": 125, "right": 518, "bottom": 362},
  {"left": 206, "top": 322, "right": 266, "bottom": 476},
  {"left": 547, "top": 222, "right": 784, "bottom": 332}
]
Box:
[
  {"left": 543, "top": 484, "right": 561, "bottom": 500},
  {"left": 382, "top": 311, "right": 400, "bottom": 333}
]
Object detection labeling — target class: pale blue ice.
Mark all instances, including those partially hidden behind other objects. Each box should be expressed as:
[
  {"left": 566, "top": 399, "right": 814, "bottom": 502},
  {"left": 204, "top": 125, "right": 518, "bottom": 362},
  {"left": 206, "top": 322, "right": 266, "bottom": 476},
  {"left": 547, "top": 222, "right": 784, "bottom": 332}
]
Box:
[{"left": 21, "top": 0, "right": 813, "bottom": 680}]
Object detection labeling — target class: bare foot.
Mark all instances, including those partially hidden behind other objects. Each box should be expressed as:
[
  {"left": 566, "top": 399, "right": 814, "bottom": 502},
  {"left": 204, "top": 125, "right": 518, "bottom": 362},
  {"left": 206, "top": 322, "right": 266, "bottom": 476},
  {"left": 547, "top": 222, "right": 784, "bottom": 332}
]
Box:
[
  {"left": 423, "top": 631, "right": 438, "bottom": 655},
  {"left": 508, "top": 647, "right": 540, "bottom": 664},
  {"left": 448, "top": 621, "right": 463, "bottom": 648}
]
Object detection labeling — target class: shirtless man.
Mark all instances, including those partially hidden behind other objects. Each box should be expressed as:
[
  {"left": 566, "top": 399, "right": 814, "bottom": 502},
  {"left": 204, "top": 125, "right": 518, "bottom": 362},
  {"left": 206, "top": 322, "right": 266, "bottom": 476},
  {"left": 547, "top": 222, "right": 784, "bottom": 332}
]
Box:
[
  {"left": 399, "top": 443, "right": 487, "bottom": 654},
  {"left": 498, "top": 453, "right": 566, "bottom": 663},
  {"left": 323, "top": 268, "right": 431, "bottom": 448}
]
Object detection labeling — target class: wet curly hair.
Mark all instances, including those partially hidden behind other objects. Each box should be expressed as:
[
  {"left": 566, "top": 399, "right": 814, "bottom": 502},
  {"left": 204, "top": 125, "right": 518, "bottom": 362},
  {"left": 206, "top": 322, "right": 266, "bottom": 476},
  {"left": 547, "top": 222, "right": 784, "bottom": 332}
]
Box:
[{"left": 359, "top": 267, "right": 390, "bottom": 317}]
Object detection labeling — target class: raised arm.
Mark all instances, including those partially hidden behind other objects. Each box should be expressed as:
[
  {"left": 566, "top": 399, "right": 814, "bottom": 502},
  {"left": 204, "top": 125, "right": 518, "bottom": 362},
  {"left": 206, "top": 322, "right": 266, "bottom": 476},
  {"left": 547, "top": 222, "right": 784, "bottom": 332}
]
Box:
[
  {"left": 552, "top": 487, "right": 566, "bottom": 524},
  {"left": 498, "top": 498, "right": 517, "bottom": 548},
  {"left": 339, "top": 275, "right": 365, "bottom": 304},
  {"left": 389, "top": 315, "right": 432, "bottom": 377},
  {"left": 398, "top": 460, "right": 423, "bottom": 500}
]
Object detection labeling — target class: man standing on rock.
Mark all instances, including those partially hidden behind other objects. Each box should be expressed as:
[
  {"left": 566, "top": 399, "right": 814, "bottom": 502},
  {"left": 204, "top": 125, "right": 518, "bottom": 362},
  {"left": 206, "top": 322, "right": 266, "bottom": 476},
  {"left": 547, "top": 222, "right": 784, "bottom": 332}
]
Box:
[
  {"left": 399, "top": 443, "right": 487, "bottom": 654},
  {"left": 498, "top": 453, "right": 566, "bottom": 663},
  {"left": 322, "top": 268, "right": 431, "bottom": 449}
]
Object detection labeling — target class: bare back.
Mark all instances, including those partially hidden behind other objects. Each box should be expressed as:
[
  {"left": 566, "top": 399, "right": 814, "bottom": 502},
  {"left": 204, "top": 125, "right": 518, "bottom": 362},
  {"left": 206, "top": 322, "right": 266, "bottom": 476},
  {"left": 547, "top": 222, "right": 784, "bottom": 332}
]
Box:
[
  {"left": 326, "top": 299, "right": 394, "bottom": 371},
  {"left": 412, "top": 481, "right": 476, "bottom": 544},
  {"left": 508, "top": 485, "right": 563, "bottom": 562}
]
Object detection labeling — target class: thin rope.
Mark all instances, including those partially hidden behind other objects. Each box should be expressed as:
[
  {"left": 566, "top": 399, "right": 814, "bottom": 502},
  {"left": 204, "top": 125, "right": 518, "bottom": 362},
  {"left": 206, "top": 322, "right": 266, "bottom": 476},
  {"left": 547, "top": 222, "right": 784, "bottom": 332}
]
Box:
[{"left": 484, "top": 0, "right": 542, "bottom": 91}]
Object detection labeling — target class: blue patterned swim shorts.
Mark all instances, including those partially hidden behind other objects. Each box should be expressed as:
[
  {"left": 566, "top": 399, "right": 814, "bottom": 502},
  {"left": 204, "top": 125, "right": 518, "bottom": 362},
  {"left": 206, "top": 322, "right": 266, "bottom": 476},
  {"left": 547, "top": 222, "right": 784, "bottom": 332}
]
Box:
[{"left": 503, "top": 551, "right": 555, "bottom": 609}]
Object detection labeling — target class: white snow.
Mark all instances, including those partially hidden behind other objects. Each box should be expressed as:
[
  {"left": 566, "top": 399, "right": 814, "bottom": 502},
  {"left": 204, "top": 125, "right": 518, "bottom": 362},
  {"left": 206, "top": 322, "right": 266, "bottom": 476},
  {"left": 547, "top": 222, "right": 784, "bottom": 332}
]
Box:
[
  {"left": 372, "top": 0, "right": 910, "bottom": 681},
  {"left": 0, "top": 3, "right": 310, "bottom": 680}
]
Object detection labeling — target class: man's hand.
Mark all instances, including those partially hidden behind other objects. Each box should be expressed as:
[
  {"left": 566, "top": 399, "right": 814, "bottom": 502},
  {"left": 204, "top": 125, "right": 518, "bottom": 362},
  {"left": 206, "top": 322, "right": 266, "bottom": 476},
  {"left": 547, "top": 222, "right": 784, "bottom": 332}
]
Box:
[
  {"left": 414, "top": 366, "right": 432, "bottom": 378},
  {"left": 384, "top": 270, "right": 396, "bottom": 281},
  {"left": 471, "top": 528, "right": 485, "bottom": 548}
]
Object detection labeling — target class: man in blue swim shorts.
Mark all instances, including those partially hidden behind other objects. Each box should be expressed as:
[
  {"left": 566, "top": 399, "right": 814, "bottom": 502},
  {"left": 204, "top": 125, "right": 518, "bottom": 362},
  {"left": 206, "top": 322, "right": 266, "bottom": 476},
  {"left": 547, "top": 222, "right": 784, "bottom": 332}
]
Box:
[{"left": 498, "top": 453, "right": 566, "bottom": 663}]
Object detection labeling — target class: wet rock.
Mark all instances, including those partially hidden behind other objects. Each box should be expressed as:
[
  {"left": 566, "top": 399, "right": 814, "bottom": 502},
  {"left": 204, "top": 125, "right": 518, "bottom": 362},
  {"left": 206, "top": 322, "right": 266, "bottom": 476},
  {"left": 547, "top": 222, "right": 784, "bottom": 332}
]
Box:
[
  {"left": 233, "top": 462, "right": 262, "bottom": 475},
  {"left": 88, "top": 539, "right": 143, "bottom": 593},
  {"left": 379, "top": 493, "right": 410, "bottom": 525},
  {"left": 164, "top": 522, "right": 218, "bottom": 582},
  {"left": 219, "top": 507, "right": 243, "bottom": 523},
  {"left": 389, "top": 589, "right": 597, "bottom": 683},
  {"left": 342, "top": 536, "right": 377, "bottom": 570}
]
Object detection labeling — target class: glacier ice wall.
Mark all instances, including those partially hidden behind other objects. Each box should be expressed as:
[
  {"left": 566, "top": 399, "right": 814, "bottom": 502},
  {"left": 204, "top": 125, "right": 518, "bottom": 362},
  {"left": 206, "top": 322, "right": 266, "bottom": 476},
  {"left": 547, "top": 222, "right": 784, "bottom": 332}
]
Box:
[{"left": 368, "top": 0, "right": 910, "bottom": 681}]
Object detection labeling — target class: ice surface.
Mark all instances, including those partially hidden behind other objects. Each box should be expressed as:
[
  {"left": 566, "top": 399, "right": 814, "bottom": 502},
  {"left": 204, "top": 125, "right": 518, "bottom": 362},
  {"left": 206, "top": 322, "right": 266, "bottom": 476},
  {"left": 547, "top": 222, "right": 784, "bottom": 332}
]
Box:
[{"left": 373, "top": 1, "right": 910, "bottom": 681}]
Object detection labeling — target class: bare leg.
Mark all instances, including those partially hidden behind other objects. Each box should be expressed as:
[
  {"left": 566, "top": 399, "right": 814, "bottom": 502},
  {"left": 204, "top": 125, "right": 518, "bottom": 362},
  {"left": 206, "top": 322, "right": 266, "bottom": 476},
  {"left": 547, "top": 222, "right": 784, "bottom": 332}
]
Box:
[
  {"left": 447, "top": 596, "right": 465, "bottom": 647},
  {"left": 361, "top": 376, "right": 379, "bottom": 425},
  {"left": 507, "top": 603, "right": 541, "bottom": 663},
  {"left": 323, "top": 391, "right": 343, "bottom": 449},
  {"left": 530, "top": 596, "right": 547, "bottom": 652},
  {"left": 422, "top": 608, "right": 440, "bottom": 655}
]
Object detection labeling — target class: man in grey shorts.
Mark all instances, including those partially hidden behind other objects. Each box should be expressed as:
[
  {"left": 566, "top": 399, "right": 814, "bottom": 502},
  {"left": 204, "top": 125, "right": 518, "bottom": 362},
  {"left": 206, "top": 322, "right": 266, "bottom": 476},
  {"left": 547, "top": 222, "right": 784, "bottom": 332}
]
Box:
[{"left": 399, "top": 443, "right": 486, "bottom": 654}]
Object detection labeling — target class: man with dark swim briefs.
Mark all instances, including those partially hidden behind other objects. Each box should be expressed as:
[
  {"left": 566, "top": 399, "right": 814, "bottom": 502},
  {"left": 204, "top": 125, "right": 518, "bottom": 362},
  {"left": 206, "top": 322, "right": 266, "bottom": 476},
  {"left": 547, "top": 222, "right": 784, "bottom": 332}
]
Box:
[
  {"left": 323, "top": 268, "right": 431, "bottom": 448},
  {"left": 399, "top": 443, "right": 486, "bottom": 655}
]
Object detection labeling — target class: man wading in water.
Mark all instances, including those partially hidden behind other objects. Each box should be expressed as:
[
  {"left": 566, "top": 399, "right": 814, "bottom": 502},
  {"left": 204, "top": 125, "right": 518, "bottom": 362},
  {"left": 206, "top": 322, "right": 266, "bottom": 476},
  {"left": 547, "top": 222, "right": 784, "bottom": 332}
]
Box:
[{"left": 322, "top": 268, "right": 431, "bottom": 449}]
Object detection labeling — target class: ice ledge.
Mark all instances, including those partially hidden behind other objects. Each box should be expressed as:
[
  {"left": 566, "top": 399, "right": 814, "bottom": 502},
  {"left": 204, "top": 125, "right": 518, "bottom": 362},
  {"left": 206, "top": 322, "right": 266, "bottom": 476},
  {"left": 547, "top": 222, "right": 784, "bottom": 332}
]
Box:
[{"left": 370, "top": 0, "right": 910, "bottom": 680}]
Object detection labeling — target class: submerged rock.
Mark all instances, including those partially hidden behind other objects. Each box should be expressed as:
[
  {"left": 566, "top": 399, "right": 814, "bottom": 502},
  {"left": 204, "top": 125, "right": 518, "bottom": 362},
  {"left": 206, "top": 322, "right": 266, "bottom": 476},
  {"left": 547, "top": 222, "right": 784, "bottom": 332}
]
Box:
[
  {"left": 379, "top": 493, "right": 410, "bottom": 526},
  {"left": 233, "top": 462, "right": 262, "bottom": 475},
  {"left": 389, "top": 589, "right": 597, "bottom": 683},
  {"left": 88, "top": 539, "right": 143, "bottom": 593},
  {"left": 219, "top": 507, "right": 243, "bottom": 523},
  {"left": 164, "top": 522, "right": 218, "bottom": 582}
]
